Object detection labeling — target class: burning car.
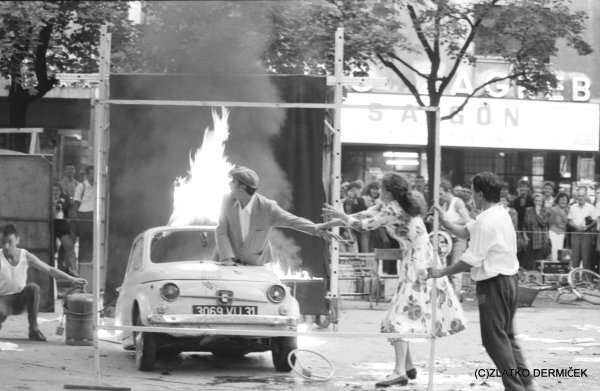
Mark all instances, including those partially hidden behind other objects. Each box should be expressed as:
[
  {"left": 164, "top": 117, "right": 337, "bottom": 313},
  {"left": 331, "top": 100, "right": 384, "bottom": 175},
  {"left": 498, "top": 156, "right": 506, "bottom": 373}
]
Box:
[{"left": 114, "top": 225, "right": 300, "bottom": 372}]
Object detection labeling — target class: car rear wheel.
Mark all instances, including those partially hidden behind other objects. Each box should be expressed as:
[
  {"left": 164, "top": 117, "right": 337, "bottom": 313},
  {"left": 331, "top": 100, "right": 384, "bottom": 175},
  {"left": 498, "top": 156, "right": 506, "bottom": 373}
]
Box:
[
  {"left": 134, "top": 312, "right": 157, "bottom": 371},
  {"left": 271, "top": 337, "right": 297, "bottom": 372}
]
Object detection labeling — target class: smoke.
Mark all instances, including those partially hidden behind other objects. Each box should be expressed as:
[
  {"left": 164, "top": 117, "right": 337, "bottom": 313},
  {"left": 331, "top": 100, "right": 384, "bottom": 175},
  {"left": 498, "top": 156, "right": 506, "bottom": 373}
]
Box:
[{"left": 106, "top": 1, "right": 305, "bottom": 304}]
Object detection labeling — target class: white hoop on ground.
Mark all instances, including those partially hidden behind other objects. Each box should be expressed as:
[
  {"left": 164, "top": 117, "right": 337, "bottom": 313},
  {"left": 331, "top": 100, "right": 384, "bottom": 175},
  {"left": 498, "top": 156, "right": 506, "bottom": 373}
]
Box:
[{"left": 287, "top": 349, "right": 334, "bottom": 381}]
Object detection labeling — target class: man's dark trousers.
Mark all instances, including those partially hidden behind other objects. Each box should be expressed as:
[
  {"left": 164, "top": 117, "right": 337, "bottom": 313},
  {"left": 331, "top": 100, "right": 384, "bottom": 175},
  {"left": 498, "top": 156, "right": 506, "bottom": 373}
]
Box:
[
  {"left": 0, "top": 283, "right": 40, "bottom": 330},
  {"left": 477, "top": 274, "right": 531, "bottom": 391}
]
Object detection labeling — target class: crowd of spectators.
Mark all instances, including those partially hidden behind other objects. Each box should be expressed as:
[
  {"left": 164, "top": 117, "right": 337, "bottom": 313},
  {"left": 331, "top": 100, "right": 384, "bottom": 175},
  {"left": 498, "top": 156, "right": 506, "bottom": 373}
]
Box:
[{"left": 339, "top": 175, "right": 600, "bottom": 285}]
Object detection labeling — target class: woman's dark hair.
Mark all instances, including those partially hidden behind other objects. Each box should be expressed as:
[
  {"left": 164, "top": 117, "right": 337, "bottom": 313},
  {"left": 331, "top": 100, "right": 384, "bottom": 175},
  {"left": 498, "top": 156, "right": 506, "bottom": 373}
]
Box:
[
  {"left": 363, "top": 181, "right": 380, "bottom": 197},
  {"left": 471, "top": 172, "right": 501, "bottom": 203},
  {"left": 381, "top": 173, "right": 423, "bottom": 217},
  {"left": 555, "top": 193, "right": 569, "bottom": 205}
]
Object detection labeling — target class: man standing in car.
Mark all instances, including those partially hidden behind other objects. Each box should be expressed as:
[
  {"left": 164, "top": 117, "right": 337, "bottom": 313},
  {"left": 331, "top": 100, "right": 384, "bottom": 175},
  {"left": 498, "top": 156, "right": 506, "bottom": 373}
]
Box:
[{"left": 215, "top": 166, "right": 338, "bottom": 266}]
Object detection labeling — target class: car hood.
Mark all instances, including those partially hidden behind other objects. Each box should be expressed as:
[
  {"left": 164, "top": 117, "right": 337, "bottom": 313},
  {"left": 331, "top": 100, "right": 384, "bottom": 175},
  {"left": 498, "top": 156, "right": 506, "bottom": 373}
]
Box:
[{"left": 140, "top": 261, "right": 282, "bottom": 283}]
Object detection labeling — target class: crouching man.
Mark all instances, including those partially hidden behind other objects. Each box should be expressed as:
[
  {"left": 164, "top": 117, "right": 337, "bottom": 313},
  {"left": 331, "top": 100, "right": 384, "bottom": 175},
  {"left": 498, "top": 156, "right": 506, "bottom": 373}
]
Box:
[{"left": 0, "top": 224, "right": 86, "bottom": 341}]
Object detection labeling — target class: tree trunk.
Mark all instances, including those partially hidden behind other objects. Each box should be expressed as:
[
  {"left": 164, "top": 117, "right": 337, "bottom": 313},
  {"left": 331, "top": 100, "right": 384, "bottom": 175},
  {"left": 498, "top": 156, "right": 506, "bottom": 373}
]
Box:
[
  {"left": 4, "top": 80, "right": 31, "bottom": 152},
  {"left": 426, "top": 94, "right": 442, "bottom": 205}
]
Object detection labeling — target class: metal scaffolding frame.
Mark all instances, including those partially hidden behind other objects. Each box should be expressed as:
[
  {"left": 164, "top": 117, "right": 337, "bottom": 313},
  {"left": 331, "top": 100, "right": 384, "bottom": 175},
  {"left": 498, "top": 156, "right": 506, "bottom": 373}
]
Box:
[{"left": 86, "top": 26, "right": 443, "bottom": 390}]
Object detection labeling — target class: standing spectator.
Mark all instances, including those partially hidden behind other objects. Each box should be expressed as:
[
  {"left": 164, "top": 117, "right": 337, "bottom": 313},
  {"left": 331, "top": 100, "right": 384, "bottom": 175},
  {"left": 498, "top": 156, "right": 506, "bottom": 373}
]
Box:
[
  {"left": 546, "top": 193, "right": 569, "bottom": 261},
  {"left": 73, "top": 165, "right": 95, "bottom": 264},
  {"left": 512, "top": 180, "right": 534, "bottom": 267},
  {"left": 413, "top": 175, "right": 429, "bottom": 205},
  {"left": 524, "top": 194, "right": 550, "bottom": 264},
  {"left": 594, "top": 187, "right": 600, "bottom": 271},
  {"left": 500, "top": 195, "right": 518, "bottom": 231},
  {"left": 439, "top": 179, "right": 472, "bottom": 296},
  {"left": 59, "top": 162, "right": 80, "bottom": 201},
  {"left": 499, "top": 182, "right": 510, "bottom": 201},
  {"left": 363, "top": 181, "right": 386, "bottom": 251},
  {"left": 542, "top": 181, "right": 555, "bottom": 209},
  {"left": 512, "top": 179, "right": 535, "bottom": 231},
  {"left": 52, "top": 183, "right": 78, "bottom": 276},
  {"left": 567, "top": 186, "right": 597, "bottom": 271}
]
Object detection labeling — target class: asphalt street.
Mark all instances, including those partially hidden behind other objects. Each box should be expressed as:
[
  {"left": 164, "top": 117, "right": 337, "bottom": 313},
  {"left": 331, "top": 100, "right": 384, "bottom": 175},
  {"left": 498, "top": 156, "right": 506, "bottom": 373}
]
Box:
[{"left": 0, "top": 294, "right": 599, "bottom": 391}]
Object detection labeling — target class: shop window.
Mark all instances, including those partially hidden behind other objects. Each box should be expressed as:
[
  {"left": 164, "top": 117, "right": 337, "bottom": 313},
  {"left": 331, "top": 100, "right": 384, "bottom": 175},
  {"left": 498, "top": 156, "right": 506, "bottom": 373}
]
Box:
[
  {"left": 578, "top": 157, "right": 595, "bottom": 182},
  {"left": 532, "top": 155, "right": 544, "bottom": 188},
  {"left": 560, "top": 154, "right": 571, "bottom": 179}
]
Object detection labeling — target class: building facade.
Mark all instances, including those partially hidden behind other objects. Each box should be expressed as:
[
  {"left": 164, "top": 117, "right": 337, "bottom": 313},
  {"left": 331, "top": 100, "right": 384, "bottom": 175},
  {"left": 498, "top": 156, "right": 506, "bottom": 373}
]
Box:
[{"left": 341, "top": 0, "right": 600, "bottom": 193}]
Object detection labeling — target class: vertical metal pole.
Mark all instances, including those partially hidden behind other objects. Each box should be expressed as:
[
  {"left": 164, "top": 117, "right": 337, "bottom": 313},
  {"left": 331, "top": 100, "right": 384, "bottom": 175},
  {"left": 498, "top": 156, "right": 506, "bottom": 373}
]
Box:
[
  {"left": 329, "top": 27, "right": 343, "bottom": 319},
  {"left": 428, "top": 108, "right": 441, "bottom": 391},
  {"left": 93, "top": 24, "right": 111, "bottom": 386}
]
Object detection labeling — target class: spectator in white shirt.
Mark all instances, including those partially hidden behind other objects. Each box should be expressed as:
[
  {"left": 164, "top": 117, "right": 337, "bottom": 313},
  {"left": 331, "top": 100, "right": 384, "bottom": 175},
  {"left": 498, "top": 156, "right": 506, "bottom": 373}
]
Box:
[
  {"left": 73, "top": 165, "right": 95, "bottom": 264},
  {"left": 567, "top": 186, "right": 596, "bottom": 271},
  {"left": 428, "top": 172, "right": 537, "bottom": 391}
]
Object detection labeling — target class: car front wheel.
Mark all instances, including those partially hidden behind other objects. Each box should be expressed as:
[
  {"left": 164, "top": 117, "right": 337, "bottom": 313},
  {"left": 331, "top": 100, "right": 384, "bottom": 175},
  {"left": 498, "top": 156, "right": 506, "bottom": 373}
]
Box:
[
  {"left": 134, "top": 312, "right": 157, "bottom": 371},
  {"left": 271, "top": 336, "right": 297, "bottom": 372}
]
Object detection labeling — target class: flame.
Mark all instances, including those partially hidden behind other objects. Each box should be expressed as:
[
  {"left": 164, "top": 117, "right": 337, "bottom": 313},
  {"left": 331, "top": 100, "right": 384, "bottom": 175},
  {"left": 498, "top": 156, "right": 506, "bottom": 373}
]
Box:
[{"left": 168, "top": 107, "right": 233, "bottom": 226}]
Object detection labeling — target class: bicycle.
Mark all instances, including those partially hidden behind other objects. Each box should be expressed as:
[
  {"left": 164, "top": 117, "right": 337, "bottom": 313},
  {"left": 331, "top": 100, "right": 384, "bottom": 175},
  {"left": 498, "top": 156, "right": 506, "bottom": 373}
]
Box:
[
  {"left": 568, "top": 267, "right": 600, "bottom": 305},
  {"left": 531, "top": 267, "right": 600, "bottom": 304}
]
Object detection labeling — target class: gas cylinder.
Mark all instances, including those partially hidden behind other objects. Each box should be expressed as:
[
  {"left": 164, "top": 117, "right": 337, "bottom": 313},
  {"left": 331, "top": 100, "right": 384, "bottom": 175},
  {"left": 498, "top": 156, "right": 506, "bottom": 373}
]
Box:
[{"left": 64, "top": 292, "right": 94, "bottom": 346}]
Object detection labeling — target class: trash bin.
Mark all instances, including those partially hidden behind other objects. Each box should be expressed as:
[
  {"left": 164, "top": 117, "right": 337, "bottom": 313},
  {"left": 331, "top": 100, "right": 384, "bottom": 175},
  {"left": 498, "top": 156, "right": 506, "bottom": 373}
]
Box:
[{"left": 64, "top": 291, "right": 94, "bottom": 346}]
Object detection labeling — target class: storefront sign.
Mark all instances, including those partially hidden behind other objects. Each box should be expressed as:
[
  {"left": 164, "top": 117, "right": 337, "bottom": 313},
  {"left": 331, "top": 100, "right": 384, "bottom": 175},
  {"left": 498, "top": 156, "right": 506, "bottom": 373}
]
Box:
[{"left": 341, "top": 93, "right": 599, "bottom": 151}]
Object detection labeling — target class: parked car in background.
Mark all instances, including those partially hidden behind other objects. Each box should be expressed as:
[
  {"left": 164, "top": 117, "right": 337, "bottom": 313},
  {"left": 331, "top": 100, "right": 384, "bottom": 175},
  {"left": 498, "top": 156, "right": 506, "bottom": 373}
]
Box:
[{"left": 114, "top": 225, "right": 300, "bottom": 371}]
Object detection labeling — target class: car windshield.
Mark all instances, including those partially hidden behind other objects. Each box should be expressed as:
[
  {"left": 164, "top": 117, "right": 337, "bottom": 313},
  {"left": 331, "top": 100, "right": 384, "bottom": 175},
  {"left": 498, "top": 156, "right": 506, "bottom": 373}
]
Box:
[{"left": 150, "top": 229, "right": 216, "bottom": 263}]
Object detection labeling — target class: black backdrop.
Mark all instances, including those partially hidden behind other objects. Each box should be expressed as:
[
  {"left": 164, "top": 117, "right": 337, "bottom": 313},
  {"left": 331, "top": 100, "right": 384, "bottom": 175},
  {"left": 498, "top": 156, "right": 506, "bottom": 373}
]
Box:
[{"left": 105, "top": 74, "right": 328, "bottom": 305}]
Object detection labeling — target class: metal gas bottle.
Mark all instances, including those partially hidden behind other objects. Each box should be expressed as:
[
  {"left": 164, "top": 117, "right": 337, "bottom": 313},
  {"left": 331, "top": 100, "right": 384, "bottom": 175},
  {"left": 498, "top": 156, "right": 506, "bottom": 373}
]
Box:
[{"left": 64, "top": 290, "right": 94, "bottom": 346}]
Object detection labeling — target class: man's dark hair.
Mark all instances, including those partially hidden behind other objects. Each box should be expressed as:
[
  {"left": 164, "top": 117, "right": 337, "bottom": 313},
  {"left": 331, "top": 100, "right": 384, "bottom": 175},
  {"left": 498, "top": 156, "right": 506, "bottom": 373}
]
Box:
[
  {"left": 440, "top": 178, "right": 453, "bottom": 192},
  {"left": 1, "top": 224, "right": 18, "bottom": 238},
  {"left": 85, "top": 165, "right": 94, "bottom": 175},
  {"left": 517, "top": 179, "right": 529, "bottom": 187},
  {"left": 472, "top": 172, "right": 501, "bottom": 203},
  {"left": 241, "top": 183, "right": 256, "bottom": 196}
]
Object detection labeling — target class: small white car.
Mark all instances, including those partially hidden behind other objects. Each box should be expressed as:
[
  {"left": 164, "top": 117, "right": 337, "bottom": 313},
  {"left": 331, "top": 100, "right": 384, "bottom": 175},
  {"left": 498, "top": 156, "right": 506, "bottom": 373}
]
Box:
[{"left": 114, "top": 226, "right": 300, "bottom": 371}]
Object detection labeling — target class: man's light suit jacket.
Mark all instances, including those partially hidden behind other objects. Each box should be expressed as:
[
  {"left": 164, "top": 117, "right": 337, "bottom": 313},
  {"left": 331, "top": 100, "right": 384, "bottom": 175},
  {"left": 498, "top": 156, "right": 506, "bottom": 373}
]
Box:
[{"left": 215, "top": 193, "right": 318, "bottom": 265}]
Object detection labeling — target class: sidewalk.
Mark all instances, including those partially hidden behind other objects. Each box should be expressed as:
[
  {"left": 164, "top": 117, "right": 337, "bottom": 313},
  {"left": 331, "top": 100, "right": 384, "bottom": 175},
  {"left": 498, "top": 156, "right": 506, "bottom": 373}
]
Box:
[{"left": 0, "top": 296, "right": 598, "bottom": 390}]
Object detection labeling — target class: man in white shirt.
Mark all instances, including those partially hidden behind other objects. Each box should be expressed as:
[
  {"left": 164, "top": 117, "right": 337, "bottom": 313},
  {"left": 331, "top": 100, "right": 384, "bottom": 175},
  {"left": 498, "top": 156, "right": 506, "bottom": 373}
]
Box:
[
  {"left": 73, "top": 165, "right": 95, "bottom": 264},
  {"left": 0, "top": 224, "right": 86, "bottom": 341},
  {"left": 567, "top": 186, "right": 596, "bottom": 270},
  {"left": 428, "top": 172, "right": 537, "bottom": 391},
  {"left": 215, "top": 166, "right": 338, "bottom": 266}
]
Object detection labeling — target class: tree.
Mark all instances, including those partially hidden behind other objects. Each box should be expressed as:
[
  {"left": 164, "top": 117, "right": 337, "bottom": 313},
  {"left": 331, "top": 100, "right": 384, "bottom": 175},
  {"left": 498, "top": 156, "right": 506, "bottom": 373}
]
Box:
[
  {"left": 266, "top": 0, "right": 592, "bottom": 197},
  {"left": 0, "top": 1, "right": 136, "bottom": 152}
]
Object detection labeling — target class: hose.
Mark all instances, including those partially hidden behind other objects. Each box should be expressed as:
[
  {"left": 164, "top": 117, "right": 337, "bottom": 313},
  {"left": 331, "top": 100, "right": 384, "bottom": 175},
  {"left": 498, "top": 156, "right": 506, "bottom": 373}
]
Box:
[{"left": 287, "top": 349, "right": 334, "bottom": 381}]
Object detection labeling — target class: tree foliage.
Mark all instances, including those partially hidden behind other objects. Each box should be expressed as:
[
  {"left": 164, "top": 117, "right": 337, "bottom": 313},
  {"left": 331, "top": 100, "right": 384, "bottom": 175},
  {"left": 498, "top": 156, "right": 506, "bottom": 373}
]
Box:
[
  {"left": 0, "top": 0, "right": 135, "bottom": 150},
  {"left": 264, "top": 0, "right": 592, "bottom": 194}
]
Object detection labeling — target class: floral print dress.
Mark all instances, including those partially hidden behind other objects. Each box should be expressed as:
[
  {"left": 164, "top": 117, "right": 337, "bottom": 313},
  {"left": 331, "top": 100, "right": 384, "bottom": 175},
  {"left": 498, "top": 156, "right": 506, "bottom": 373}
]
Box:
[{"left": 348, "top": 201, "right": 467, "bottom": 338}]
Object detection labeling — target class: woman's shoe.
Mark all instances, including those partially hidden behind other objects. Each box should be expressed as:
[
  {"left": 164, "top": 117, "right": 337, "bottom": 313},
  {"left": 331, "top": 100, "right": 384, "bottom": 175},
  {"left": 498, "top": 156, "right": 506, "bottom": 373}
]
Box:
[
  {"left": 375, "top": 374, "right": 409, "bottom": 387},
  {"left": 406, "top": 367, "right": 417, "bottom": 379}
]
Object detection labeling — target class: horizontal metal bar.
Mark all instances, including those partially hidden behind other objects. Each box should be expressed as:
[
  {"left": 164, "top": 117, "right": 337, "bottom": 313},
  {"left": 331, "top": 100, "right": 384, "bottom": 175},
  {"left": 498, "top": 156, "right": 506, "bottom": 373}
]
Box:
[
  {"left": 0, "top": 217, "right": 50, "bottom": 223},
  {"left": 326, "top": 76, "right": 388, "bottom": 87},
  {"left": 0, "top": 128, "right": 44, "bottom": 133},
  {"left": 101, "top": 324, "right": 433, "bottom": 339},
  {"left": 103, "top": 99, "right": 439, "bottom": 111}
]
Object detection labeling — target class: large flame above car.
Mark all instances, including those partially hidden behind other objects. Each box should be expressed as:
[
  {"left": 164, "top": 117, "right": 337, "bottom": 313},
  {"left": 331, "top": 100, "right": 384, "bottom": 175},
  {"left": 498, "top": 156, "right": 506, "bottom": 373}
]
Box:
[{"left": 168, "top": 107, "right": 233, "bottom": 226}]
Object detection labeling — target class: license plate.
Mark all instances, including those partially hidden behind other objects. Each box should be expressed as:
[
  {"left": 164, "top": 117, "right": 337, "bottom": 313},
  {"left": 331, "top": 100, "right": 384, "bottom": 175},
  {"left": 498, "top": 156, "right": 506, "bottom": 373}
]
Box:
[{"left": 192, "top": 305, "right": 258, "bottom": 315}]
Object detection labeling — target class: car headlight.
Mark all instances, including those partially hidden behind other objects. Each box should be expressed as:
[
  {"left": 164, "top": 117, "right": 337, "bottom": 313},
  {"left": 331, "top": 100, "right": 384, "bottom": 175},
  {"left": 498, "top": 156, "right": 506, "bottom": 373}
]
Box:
[
  {"left": 160, "top": 283, "right": 180, "bottom": 301},
  {"left": 267, "top": 284, "right": 286, "bottom": 303}
]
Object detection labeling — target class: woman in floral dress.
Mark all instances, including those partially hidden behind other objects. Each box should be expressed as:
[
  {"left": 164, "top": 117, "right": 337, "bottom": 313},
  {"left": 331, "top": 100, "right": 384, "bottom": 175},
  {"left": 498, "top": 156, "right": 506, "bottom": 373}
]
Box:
[{"left": 319, "top": 173, "right": 467, "bottom": 387}]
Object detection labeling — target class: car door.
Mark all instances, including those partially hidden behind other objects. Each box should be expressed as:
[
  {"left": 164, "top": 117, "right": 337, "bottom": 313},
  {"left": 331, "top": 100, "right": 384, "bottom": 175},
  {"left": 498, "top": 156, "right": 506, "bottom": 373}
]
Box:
[{"left": 116, "top": 236, "right": 145, "bottom": 329}]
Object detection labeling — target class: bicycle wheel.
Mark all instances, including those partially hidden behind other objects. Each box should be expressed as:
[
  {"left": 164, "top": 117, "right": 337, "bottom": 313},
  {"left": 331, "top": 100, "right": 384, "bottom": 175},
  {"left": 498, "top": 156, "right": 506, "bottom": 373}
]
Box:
[{"left": 568, "top": 268, "right": 600, "bottom": 305}]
